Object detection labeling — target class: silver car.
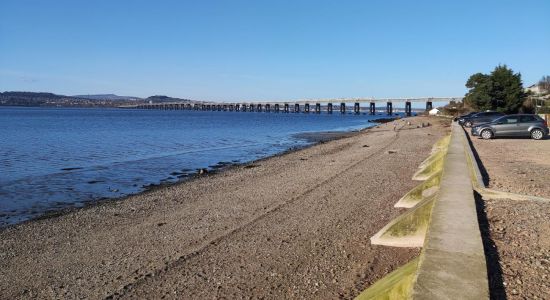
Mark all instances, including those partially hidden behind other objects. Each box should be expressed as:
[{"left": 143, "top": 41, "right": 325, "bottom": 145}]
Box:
[{"left": 471, "top": 114, "right": 549, "bottom": 140}]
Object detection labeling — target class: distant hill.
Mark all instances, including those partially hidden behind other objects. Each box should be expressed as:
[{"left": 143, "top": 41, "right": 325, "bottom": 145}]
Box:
[
  {"left": 145, "top": 95, "right": 193, "bottom": 103},
  {"left": 0, "top": 91, "right": 198, "bottom": 107},
  {"left": 73, "top": 94, "right": 142, "bottom": 101}
]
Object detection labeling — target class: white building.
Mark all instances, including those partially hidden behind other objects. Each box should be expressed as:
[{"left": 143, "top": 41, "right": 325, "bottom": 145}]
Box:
[
  {"left": 526, "top": 84, "right": 542, "bottom": 95},
  {"left": 428, "top": 108, "right": 441, "bottom": 115}
]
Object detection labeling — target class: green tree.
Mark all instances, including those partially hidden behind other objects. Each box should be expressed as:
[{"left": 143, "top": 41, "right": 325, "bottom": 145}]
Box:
[{"left": 464, "top": 65, "right": 526, "bottom": 113}]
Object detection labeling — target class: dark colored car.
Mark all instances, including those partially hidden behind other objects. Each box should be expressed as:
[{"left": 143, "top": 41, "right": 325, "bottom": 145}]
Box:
[
  {"left": 455, "top": 112, "right": 478, "bottom": 123},
  {"left": 471, "top": 114, "right": 549, "bottom": 140},
  {"left": 462, "top": 111, "right": 505, "bottom": 127}
]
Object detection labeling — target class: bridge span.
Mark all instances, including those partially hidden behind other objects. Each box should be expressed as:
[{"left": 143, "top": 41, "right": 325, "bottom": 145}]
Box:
[{"left": 120, "top": 97, "right": 462, "bottom": 116}]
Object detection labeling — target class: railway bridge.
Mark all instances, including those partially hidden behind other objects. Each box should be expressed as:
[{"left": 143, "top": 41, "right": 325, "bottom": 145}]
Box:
[{"left": 121, "top": 97, "right": 462, "bottom": 116}]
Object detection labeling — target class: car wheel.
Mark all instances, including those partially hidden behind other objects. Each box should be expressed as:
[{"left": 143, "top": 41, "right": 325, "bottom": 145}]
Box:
[
  {"left": 481, "top": 129, "right": 493, "bottom": 140},
  {"left": 464, "top": 121, "right": 472, "bottom": 127},
  {"left": 531, "top": 129, "right": 544, "bottom": 140}
]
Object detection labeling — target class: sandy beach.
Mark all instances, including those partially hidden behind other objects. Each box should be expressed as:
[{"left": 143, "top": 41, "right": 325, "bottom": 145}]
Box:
[{"left": 0, "top": 116, "right": 449, "bottom": 299}]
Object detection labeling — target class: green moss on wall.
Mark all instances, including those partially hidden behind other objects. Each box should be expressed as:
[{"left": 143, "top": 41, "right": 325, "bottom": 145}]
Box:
[
  {"left": 396, "top": 171, "right": 442, "bottom": 208},
  {"left": 355, "top": 257, "right": 419, "bottom": 300}
]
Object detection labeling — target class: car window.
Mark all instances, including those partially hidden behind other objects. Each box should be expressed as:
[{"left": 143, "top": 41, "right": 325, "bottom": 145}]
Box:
[
  {"left": 520, "top": 115, "right": 536, "bottom": 123},
  {"left": 501, "top": 117, "right": 519, "bottom": 124}
]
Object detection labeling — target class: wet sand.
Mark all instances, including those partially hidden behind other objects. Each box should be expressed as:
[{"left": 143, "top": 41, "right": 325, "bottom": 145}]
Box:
[{"left": 0, "top": 116, "right": 449, "bottom": 299}]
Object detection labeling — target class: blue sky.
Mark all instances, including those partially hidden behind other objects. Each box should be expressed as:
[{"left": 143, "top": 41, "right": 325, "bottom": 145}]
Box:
[{"left": 1, "top": 0, "right": 549, "bottom": 101}]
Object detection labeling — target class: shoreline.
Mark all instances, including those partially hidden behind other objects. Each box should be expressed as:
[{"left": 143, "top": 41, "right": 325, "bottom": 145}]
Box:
[
  {"left": 1, "top": 116, "right": 398, "bottom": 229},
  {"left": 0, "top": 116, "right": 446, "bottom": 299}
]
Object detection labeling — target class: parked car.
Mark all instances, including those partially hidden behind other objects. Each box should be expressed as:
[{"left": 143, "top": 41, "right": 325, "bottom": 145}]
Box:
[
  {"left": 455, "top": 112, "right": 478, "bottom": 123},
  {"left": 471, "top": 114, "right": 549, "bottom": 140},
  {"left": 461, "top": 111, "right": 505, "bottom": 127}
]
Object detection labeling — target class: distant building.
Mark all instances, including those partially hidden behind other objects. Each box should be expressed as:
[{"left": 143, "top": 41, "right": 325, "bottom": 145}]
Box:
[
  {"left": 429, "top": 108, "right": 441, "bottom": 115},
  {"left": 526, "top": 84, "right": 542, "bottom": 95}
]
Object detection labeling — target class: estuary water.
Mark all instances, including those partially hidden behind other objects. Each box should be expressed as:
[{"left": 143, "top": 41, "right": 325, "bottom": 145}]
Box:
[{"left": 0, "top": 106, "right": 400, "bottom": 226}]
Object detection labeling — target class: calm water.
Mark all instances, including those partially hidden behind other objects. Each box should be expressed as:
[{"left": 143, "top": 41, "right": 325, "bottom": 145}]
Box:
[{"left": 0, "top": 107, "right": 400, "bottom": 226}]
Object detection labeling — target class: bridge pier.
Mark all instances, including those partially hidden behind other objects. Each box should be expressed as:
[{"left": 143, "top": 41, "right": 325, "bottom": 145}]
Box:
[
  {"left": 370, "top": 102, "right": 376, "bottom": 115},
  {"left": 257, "top": 104, "right": 262, "bottom": 112},
  {"left": 235, "top": 104, "right": 240, "bottom": 111},
  {"left": 249, "top": 104, "right": 255, "bottom": 112},
  {"left": 426, "top": 101, "right": 433, "bottom": 111},
  {"left": 327, "top": 103, "right": 333, "bottom": 114},
  {"left": 305, "top": 103, "right": 310, "bottom": 113},
  {"left": 315, "top": 103, "right": 321, "bottom": 114},
  {"left": 386, "top": 102, "right": 393, "bottom": 115},
  {"left": 284, "top": 103, "right": 289, "bottom": 113},
  {"left": 274, "top": 104, "right": 280, "bottom": 113},
  {"left": 354, "top": 102, "right": 360, "bottom": 114},
  {"left": 340, "top": 103, "right": 346, "bottom": 114},
  {"left": 242, "top": 104, "right": 247, "bottom": 112},
  {"left": 294, "top": 103, "right": 300, "bottom": 113},
  {"left": 265, "top": 104, "right": 271, "bottom": 112},
  {"left": 405, "top": 101, "right": 412, "bottom": 116}
]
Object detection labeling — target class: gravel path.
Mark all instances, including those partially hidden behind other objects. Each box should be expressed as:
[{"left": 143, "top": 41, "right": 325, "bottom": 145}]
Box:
[
  {"left": 0, "top": 116, "right": 448, "bottom": 299},
  {"left": 479, "top": 198, "right": 550, "bottom": 299},
  {"left": 469, "top": 131, "right": 550, "bottom": 299},
  {"left": 470, "top": 135, "right": 550, "bottom": 198}
]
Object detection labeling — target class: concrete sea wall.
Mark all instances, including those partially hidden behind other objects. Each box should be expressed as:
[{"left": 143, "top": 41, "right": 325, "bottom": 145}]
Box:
[{"left": 357, "top": 123, "right": 489, "bottom": 299}]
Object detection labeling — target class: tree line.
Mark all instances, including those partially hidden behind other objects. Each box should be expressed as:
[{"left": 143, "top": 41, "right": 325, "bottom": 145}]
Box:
[{"left": 464, "top": 65, "right": 529, "bottom": 113}]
